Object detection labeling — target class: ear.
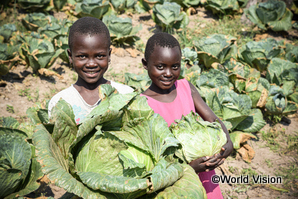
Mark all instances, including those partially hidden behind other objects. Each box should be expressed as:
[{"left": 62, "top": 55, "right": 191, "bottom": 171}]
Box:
[
  {"left": 142, "top": 58, "right": 148, "bottom": 70},
  {"left": 67, "top": 49, "right": 73, "bottom": 65},
  {"left": 108, "top": 48, "right": 112, "bottom": 63}
]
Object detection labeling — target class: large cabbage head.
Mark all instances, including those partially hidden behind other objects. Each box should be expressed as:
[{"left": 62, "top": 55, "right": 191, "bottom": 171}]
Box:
[
  {"left": 169, "top": 112, "right": 227, "bottom": 163},
  {"left": 244, "top": 0, "right": 293, "bottom": 31},
  {"left": 194, "top": 34, "right": 237, "bottom": 68},
  {"left": 239, "top": 38, "right": 282, "bottom": 72}
]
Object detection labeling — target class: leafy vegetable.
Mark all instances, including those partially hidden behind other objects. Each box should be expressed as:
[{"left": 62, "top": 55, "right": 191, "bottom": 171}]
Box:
[
  {"left": 0, "top": 24, "right": 17, "bottom": 42},
  {"left": 103, "top": 15, "right": 142, "bottom": 46},
  {"left": 239, "top": 38, "right": 283, "bottom": 72},
  {"left": 244, "top": 0, "right": 293, "bottom": 31},
  {"left": 152, "top": 2, "right": 189, "bottom": 32},
  {"left": 0, "top": 127, "right": 43, "bottom": 198},
  {"left": 18, "top": 0, "right": 51, "bottom": 10},
  {"left": 19, "top": 34, "right": 63, "bottom": 73},
  {"left": 170, "top": 112, "right": 227, "bottom": 163},
  {"left": 194, "top": 34, "right": 237, "bottom": 68},
  {"left": 204, "top": 0, "right": 242, "bottom": 15},
  {"left": 75, "top": 0, "right": 110, "bottom": 19},
  {"left": 22, "top": 13, "right": 56, "bottom": 31},
  {"left": 33, "top": 85, "right": 209, "bottom": 198}
]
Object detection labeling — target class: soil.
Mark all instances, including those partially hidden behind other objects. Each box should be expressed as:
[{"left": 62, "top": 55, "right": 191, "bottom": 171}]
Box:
[{"left": 1, "top": 7, "right": 298, "bottom": 199}]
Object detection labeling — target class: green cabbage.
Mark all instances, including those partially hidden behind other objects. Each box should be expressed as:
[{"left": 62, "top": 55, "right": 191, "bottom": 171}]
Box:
[{"left": 170, "top": 112, "right": 227, "bottom": 163}]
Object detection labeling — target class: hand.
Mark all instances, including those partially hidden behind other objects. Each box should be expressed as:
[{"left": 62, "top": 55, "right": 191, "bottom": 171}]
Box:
[
  {"left": 189, "top": 155, "right": 223, "bottom": 173},
  {"left": 189, "top": 140, "right": 233, "bottom": 173},
  {"left": 218, "top": 140, "right": 233, "bottom": 159},
  {"left": 206, "top": 140, "right": 234, "bottom": 170}
]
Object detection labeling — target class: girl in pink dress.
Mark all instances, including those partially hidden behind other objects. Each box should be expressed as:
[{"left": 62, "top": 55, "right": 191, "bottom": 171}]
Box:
[{"left": 140, "top": 33, "right": 233, "bottom": 199}]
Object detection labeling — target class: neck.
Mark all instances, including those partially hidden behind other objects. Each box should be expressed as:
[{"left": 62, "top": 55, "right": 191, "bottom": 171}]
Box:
[
  {"left": 148, "top": 83, "right": 176, "bottom": 95},
  {"left": 75, "top": 78, "right": 108, "bottom": 91}
]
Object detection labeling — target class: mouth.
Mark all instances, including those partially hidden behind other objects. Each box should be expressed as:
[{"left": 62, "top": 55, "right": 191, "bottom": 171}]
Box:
[
  {"left": 160, "top": 79, "right": 174, "bottom": 86},
  {"left": 84, "top": 70, "right": 99, "bottom": 77}
]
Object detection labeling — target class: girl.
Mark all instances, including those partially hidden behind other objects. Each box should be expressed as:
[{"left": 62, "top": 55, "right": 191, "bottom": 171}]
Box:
[{"left": 141, "top": 32, "right": 233, "bottom": 198}]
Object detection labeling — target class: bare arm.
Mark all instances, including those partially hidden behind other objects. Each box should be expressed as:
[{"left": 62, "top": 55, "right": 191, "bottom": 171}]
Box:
[{"left": 188, "top": 81, "right": 233, "bottom": 173}]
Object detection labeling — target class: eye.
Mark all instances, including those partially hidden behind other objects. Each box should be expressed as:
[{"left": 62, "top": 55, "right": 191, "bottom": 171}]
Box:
[
  {"left": 77, "top": 55, "right": 86, "bottom": 59},
  {"left": 172, "top": 64, "right": 180, "bottom": 70},
  {"left": 156, "top": 65, "right": 164, "bottom": 70},
  {"left": 96, "top": 54, "right": 104, "bottom": 59}
]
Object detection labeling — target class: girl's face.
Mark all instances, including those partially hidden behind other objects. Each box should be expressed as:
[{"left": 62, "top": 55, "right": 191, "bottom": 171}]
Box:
[
  {"left": 68, "top": 33, "right": 111, "bottom": 86},
  {"left": 143, "top": 45, "right": 181, "bottom": 91}
]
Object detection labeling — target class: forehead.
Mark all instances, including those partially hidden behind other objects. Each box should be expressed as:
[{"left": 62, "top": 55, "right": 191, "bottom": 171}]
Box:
[
  {"left": 72, "top": 33, "right": 110, "bottom": 49},
  {"left": 150, "top": 45, "right": 181, "bottom": 59}
]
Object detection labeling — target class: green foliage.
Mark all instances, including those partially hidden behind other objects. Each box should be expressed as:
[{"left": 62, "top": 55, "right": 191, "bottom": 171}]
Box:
[
  {"left": 18, "top": 34, "right": 63, "bottom": 73},
  {"left": 32, "top": 86, "right": 209, "bottom": 198},
  {"left": 0, "top": 127, "right": 43, "bottom": 198},
  {"left": 169, "top": 111, "right": 227, "bottom": 163},
  {"left": 0, "top": 41, "right": 19, "bottom": 76},
  {"left": 181, "top": 47, "right": 198, "bottom": 67},
  {"left": 124, "top": 72, "right": 151, "bottom": 92},
  {"left": 22, "top": 13, "right": 56, "bottom": 31},
  {"left": 204, "top": 0, "right": 242, "bottom": 15},
  {"left": 111, "top": 0, "right": 138, "bottom": 12},
  {"left": 193, "top": 34, "right": 237, "bottom": 68},
  {"left": 244, "top": 0, "right": 293, "bottom": 31},
  {"left": 103, "top": 14, "right": 142, "bottom": 46},
  {"left": 75, "top": 0, "right": 110, "bottom": 19},
  {"left": 285, "top": 43, "right": 298, "bottom": 63},
  {"left": 53, "top": 0, "right": 67, "bottom": 11},
  {"left": 239, "top": 38, "right": 283, "bottom": 72},
  {"left": 18, "top": 0, "right": 51, "bottom": 11},
  {"left": 152, "top": 2, "right": 189, "bottom": 32},
  {"left": 0, "top": 24, "right": 17, "bottom": 42}
]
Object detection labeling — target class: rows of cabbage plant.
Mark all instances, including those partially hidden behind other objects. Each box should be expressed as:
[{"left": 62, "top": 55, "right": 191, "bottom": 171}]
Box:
[
  {"left": 1, "top": 0, "right": 297, "bottom": 76},
  {"left": 125, "top": 34, "right": 298, "bottom": 155}
]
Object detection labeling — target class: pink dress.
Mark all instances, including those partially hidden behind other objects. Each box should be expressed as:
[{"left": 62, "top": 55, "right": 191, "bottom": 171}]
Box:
[{"left": 141, "top": 79, "right": 223, "bottom": 199}]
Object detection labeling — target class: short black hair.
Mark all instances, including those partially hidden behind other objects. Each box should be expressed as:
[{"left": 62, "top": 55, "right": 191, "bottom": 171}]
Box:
[
  {"left": 144, "top": 32, "right": 181, "bottom": 61},
  {"left": 68, "top": 17, "right": 111, "bottom": 50}
]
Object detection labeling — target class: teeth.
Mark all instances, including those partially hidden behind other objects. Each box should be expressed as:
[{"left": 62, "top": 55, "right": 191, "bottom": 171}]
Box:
[{"left": 87, "top": 72, "right": 95, "bottom": 74}]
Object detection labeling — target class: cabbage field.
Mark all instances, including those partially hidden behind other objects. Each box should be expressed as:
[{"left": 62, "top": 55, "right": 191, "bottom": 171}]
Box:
[{"left": 0, "top": 0, "right": 298, "bottom": 198}]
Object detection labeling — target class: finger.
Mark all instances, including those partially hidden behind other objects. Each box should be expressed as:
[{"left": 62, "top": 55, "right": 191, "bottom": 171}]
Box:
[{"left": 206, "top": 159, "right": 222, "bottom": 167}]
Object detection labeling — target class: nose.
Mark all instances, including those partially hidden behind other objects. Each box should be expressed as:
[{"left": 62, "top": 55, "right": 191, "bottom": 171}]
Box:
[
  {"left": 86, "top": 58, "right": 97, "bottom": 67},
  {"left": 163, "top": 68, "right": 172, "bottom": 78}
]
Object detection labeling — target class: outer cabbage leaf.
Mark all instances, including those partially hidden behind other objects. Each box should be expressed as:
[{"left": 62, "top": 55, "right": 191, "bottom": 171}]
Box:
[
  {"left": 50, "top": 99, "right": 77, "bottom": 161},
  {"left": 122, "top": 95, "right": 154, "bottom": 126},
  {"left": 112, "top": 114, "right": 180, "bottom": 163},
  {"left": 216, "top": 86, "right": 252, "bottom": 130},
  {"left": 124, "top": 72, "right": 151, "bottom": 92},
  {"left": 0, "top": 133, "right": 31, "bottom": 198},
  {"left": 266, "top": 58, "right": 298, "bottom": 86},
  {"left": 235, "top": 108, "right": 266, "bottom": 133},
  {"left": 103, "top": 14, "right": 142, "bottom": 45},
  {"left": 239, "top": 38, "right": 282, "bottom": 72},
  {"left": 169, "top": 112, "right": 227, "bottom": 163},
  {"left": 229, "top": 131, "right": 256, "bottom": 149},
  {"left": 285, "top": 43, "right": 298, "bottom": 63},
  {"left": 33, "top": 124, "right": 111, "bottom": 198},
  {"left": 75, "top": 0, "right": 110, "bottom": 19},
  {"left": 244, "top": 0, "right": 292, "bottom": 31},
  {"left": 194, "top": 34, "right": 237, "bottom": 68},
  {"left": 152, "top": 2, "right": 188, "bottom": 32},
  {"left": 151, "top": 164, "right": 207, "bottom": 199},
  {"left": 205, "top": 0, "right": 240, "bottom": 15},
  {"left": 75, "top": 130, "right": 128, "bottom": 176}
]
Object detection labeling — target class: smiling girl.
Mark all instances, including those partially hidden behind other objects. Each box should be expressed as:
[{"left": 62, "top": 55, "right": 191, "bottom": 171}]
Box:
[
  {"left": 141, "top": 32, "right": 233, "bottom": 198},
  {"left": 48, "top": 17, "right": 133, "bottom": 124}
]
